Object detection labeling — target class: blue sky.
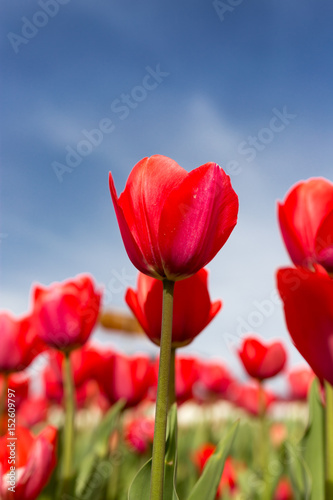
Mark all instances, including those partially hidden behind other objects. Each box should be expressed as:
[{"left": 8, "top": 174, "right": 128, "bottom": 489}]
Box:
[{"left": 1, "top": 1, "right": 333, "bottom": 387}]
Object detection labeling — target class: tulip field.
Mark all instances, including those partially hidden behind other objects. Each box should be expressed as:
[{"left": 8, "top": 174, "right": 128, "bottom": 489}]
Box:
[{"left": 0, "top": 156, "right": 332, "bottom": 499}]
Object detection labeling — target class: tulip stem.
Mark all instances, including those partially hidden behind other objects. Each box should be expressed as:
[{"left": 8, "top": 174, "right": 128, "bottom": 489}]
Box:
[
  {"left": 168, "top": 348, "right": 176, "bottom": 409},
  {"left": 150, "top": 279, "right": 175, "bottom": 500},
  {"left": 61, "top": 351, "right": 75, "bottom": 494},
  {"left": 325, "top": 381, "right": 333, "bottom": 499},
  {"left": 258, "top": 381, "right": 270, "bottom": 500}
]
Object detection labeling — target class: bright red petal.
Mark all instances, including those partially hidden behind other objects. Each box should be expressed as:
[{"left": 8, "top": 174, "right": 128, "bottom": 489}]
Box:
[
  {"left": 158, "top": 163, "right": 238, "bottom": 279},
  {"left": 277, "top": 267, "right": 333, "bottom": 385}
]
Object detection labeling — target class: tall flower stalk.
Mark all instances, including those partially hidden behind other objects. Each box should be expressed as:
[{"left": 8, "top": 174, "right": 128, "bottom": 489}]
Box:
[{"left": 150, "top": 279, "right": 175, "bottom": 500}]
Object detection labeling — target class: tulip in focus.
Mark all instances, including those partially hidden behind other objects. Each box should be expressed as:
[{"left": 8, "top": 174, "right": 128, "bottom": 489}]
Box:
[
  {"left": 32, "top": 274, "right": 102, "bottom": 351},
  {"left": 277, "top": 266, "right": 333, "bottom": 385},
  {"left": 109, "top": 155, "right": 238, "bottom": 281},
  {"left": 238, "top": 335, "right": 287, "bottom": 381},
  {"left": 278, "top": 177, "right": 333, "bottom": 272},
  {"left": 126, "top": 268, "right": 222, "bottom": 347},
  {"left": 0, "top": 425, "right": 57, "bottom": 499}
]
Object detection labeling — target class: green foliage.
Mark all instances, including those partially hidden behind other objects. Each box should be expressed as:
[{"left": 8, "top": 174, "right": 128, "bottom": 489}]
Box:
[{"left": 187, "top": 420, "right": 239, "bottom": 500}]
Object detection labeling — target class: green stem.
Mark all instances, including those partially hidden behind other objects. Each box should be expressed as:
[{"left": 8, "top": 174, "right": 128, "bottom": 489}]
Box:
[
  {"left": 150, "top": 279, "right": 175, "bottom": 500},
  {"left": 168, "top": 348, "right": 176, "bottom": 410},
  {"left": 325, "top": 381, "right": 333, "bottom": 499},
  {"left": 258, "top": 381, "right": 270, "bottom": 499},
  {"left": 61, "top": 351, "right": 75, "bottom": 493}
]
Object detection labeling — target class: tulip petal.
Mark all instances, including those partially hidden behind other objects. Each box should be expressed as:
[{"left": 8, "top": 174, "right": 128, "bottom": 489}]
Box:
[
  {"left": 112, "top": 156, "right": 188, "bottom": 277},
  {"left": 158, "top": 163, "right": 238, "bottom": 279},
  {"left": 277, "top": 267, "right": 333, "bottom": 386},
  {"left": 315, "top": 209, "right": 333, "bottom": 272},
  {"left": 125, "top": 288, "right": 151, "bottom": 338},
  {"left": 278, "top": 178, "right": 333, "bottom": 267},
  {"left": 109, "top": 172, "right": 154, "bottom": 276}
]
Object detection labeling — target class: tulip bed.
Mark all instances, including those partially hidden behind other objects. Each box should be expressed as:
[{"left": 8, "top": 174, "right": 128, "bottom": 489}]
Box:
[{"left": 0, "top": 156, "right": 332, "bottom": 500}]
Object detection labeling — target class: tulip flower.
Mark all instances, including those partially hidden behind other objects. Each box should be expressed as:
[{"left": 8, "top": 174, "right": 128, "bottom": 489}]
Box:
[
  {"left": 196, "top": 360, "right": 235, "bottom": 402},
  {"left": 32, "top": 274, "right": 102, "bottom": 351},
  {"left": 193, "top": 447, "right": 238, "bottom": 498},
  {"left": 124, "top": 417, "right": 155, "bottom": 454},
  {"left": 17, "top": 396, "right": 48, "bottom": 428},
  {"left": 0, "top": 312, "right": 45, "bottom": 373},
  {"left": 238, "top": 336, "right": 287, "bottom": 381},
  {"left": 0, "top": 372, "right": 30, "bottom": 409},
  {"left": 228, "top": 381, "right": 276, "bottom": 416},
  {"left": 151, "top": 355, "right": 200, "bottom": 405},
  {"left": 0, "top": 425, "right": 57, "bottom": 499},
  {"left": 98, "top": 351, "right": 153, "bottom": 408},
  {"left": 109, "top": 155, "right": 238, "bottom": 281},
  {"left": 43, "top": 345, "right": 105, "bottom": 406},
  {"left": 125, "top": 268, "right": 222, "bottom": 347},
  {"left": 287, "top": 367, "right": 315, "bottom": 401},
  {"left": 277, "top": 266, "right": 333, "bottom": 385},
  {"left": 278, "top": 178, "right": 333, "bottom": 272},
  {"left": 274, "top": 477, "right": 294, "bottom": 500}
]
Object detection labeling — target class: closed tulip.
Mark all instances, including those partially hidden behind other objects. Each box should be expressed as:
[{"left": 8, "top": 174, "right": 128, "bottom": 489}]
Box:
[
  {"left": 287, "top": 367, "right": 315, "bottom": 401},
  {"left": 125, "top": 268, "right": 221, "bottom": 347},
  {"left": 278, "top": 178, "right": 333, "bottom": 272},
  {"left": 238, "top": 336, "right": 287, "bottom": 381},
  {"left": 109, "top": 155, "right": 238, "bottom": 281},
  {"left": 98, "top": 351, "right": 153, "bottom": 408},
  {"left": 0, "top": 425, "right": 57, "bottom": 499},
  {"left": 32, "top": 274, "right": 102, "bottom": 351},
  {"left": 277, "top": 266, "right": 333, "bottom": 385},
  {"left": 0, "top": 312, "right": 45, "bottom": 373}
]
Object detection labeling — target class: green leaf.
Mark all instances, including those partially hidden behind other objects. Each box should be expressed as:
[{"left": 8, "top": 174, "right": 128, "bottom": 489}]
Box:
[
  {"left": 187, "top": 420, "right": 239, "bottom": 500},
  {"left": 163, "top": 404, "right": 179, "bottom": 500},
  {"left": 128, "top": 457, "right": 152, "bottom": 500},
  {"left": 302, "top": 378, "right": 325, "bottom": 500},
  {"left": 75, "top": 399, "right": 125, "bottom": 499},
  {"left": 128, "top": 404, "right": 179, "bottom": 500},
  {"left": 285, "top": 440, "right": 312, "bottom": 500}
]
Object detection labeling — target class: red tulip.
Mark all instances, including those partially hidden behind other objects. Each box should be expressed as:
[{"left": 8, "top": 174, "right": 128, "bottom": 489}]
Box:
[
  {"left": 124, "top": 417, "right": 155, "bottom": 454},
  {"left": 43, "top": 346, "right": 104, "bottom": 407},
  {"left": 196, "top": 360, "right": 236, "bottom": 402},
  {"left": 277, "top": 266, "right": 333, "bottom": 385},
  {"left": 278, "top": 178, "right": 333, "bottom": 272},
  {"left": 228, "top": 381, "right": 276, "bottom": 416},
  {"left": 287, "top": 367, "right": 315, "bottom": 401},
  {"left": 32, "top": 274, "right": 102, "bottom": 351},
  {"left": 0, "top": 312, "right": 45, "bottom": 373},
  {"left": 126, "top": 268, "right": 221, "bottom": 347},
  {"left": 109, "top": 155, "right": 238, "bottom": 281},
  {"left": 193, "top": 446, "right": 237, "bottom": 498},
  {"left": 0, "top": 372, "right": 30, "bottom": 410},
  {"left": 238, "top": 336, "right": 287, "bottom": 381},
  {"left": 274, "top": 477, "right": 294, "bottom": 500},
  {"left": 150, "top": 355, "right": 200, "bottom": 404},
  {"left": 98, "top": 351, "right": 153, "bottom": 408},
  {"left": 17, "top": 397, "right": 48, "bottom": 428},
  {"left": 0, "top": 425, "right": 57, "bottom": 499}
]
